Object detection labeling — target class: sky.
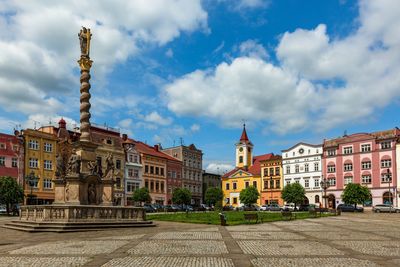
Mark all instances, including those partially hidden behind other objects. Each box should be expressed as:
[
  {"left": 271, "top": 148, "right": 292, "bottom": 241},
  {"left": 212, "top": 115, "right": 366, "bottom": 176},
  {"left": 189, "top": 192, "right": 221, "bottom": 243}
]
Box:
[{"left": 0, "top": 0, "right": 399, "bottom": 174}]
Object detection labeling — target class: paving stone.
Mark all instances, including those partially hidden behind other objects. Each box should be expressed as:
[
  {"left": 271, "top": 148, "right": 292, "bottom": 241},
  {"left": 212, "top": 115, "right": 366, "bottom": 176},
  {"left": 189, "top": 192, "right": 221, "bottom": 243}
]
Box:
[
  {"left": 251, "top": 257, "right": 379, "bottom": 267},
  {"left": 187, "top": 227, "right": 219, "bottom": 232},
  {"left": 302, "top": 231, "right": 389, "bottom": 240},
  {"left": 237, "top": 241, "right": 344, "bottom": 256},
  {"left": 151, "top": 232, "right": 222, "bottom": 240},
  {"left": 230, "top": 231, "right": 305, "bottom": 240},
  {"left": 129, "top": 240, "right": 229, "bottom": 255},
  {"left": 334, "top": 241, "right": 400, "bottom": 256},
  {"left": 95, "top": 234, "right": 145, "bottom": 240},
  {"left": 226, "top": 224, "right": 282, "bottom": 232},
  {"left": 0, "top": 256, "right": 90, "bottom": 266},
  {"left": 9, "top": 240, "right": 128, "bottom": 255},
  {"left": 102, "top": 256, "right": 234, "bottom": 267}
]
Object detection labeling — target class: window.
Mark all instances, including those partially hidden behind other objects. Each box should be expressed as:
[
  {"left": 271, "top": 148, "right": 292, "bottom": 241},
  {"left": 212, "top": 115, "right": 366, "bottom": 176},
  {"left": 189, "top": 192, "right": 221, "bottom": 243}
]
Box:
[
  {"left": 327, "top": 165, "right": 336, "bottom": 173},
  {"left": 128, "top": 155, "right": 133, "bottom": 162},
  {"left": 344, "top": 163, "right": 353, "bottom": 171},
  {"left": 233, "top": 197, "right": 237, "bottom": 204},
  {"left": 295, "top": 180, "right": 300, "bottom": 184},
  {"left": 127, "top": 181, "right": 139, "bottom": 192},
  {"left": 315, "top": 195, "right": 320, "bottom": 203},
  {"left": 128, "top": 169, "right": 133, "bottom": 177},
  {"left": 233, "top": 182, "right": 237, "bottom": 190},
  {"left": 29, "top": 158, "right": 38, "bottom": 168},
  {"left": 133, "top": 169, "right": 139, "bottom": 178},
  {"left": 0, "top": 143, "right": 5, "bottom": 149},
  {"left": 253, "top": 181, "right": 257, "bottom": 188},
  {"left": 239, "top": 156, "right": 243, "bottom": 163},
  {"left": 286, "top": 180, "right": 291, "bottom": 185},
  {"left": 264, "top": 180, "right": 268, "bottom": 189},
  {"left": 263, "top": 168, "right": 268, "bottom": 177},
  {"left": 44, "top": 160, "right": 52, "bottom": 170},
  {"left": 286, "top": 165, "right": 290, "bottom": 174},
  {"left": 226, "top": 198, "right": 230, "bottom": 204},
  {"left": 304, "top": 164, "right": 309, "bottom": 172},
  {"left": 270, "top": 179, "right": 274, "bottom": 189},
  {"left": 172, "top": 171, "right": 176, "bottom": 179},
  {"left": 28, "top": 140, "right": 39, "bottom": 150},
  {"left": 328, "top": 178, "right": 336, "bottom": 186},
  {"left": 0, "top": 157, "right": 5, "bottom": 166},
  {"left": 12, "top": 158, "right": 17, "bottom": 167},
  {"left": 361, "top": 144, "right": 371, "bottom": 152},
  {"left": 145, "top": 165, "right": 149, "bottom": 173},
  {"left": 161, "top": 168, "right": 164, "bottom": 176},
  {"left": 327, "top": 149, "right": 336, "bottom": 156},
  {"left": 43, "top": 179, "right": 52, "bottom": 189},
  {"left": 314, "top": 179, "right": 320, "bottom": 187},
  {"left": 156, "top": 182, "right": 159, "bottom": 192},
  {"left": 155, "top": 167, "right": 159, "bottom": 175},
  {"left": 226, "top": 183, "right": 230, "bottom": 190},
  {"left": 276, "top": 180, "right": 280, "bottom": 188},
  {"left": 304, "top": 179, "right": 309, "bottom": 188},
  {"left": 381, "top": 173, "right": 392, "bottom": 183},
  {"left": 362, "top": 175, "right": 371, "bottom": 184},
  {"left": 133, "top": 155, "right": 139, "bottom": 163},
  {"left": 116, "top": 160, "right": 121, "bottom": 169},
  {"left": 43, "top": 143, "right": 53, "bottom": 152},
  {"left": 295, "top": 165, "right": 299, "bottom": 173},
  {"left": 362, "top": 161, "right": 371, "bottom": 170},
  {"left": 116, "top": 178, "right": 121, "bottom": 189},
  {"left": 245, "top": 181, "right": 249, "bottom": 188},
  {"left": 269, "top": 168, "right": 274, "bottom": 176},
  {"left": 381, "top": 159, "right": 391, "bottom": 168},
  {"left": 344, "top": 176, "right": 353, "bottom": 185},
  {"left": 314, "top": 163, "right": 319, "bottom": 171},
  {"left": 145, "top": 180, "right": 149, "bottom": 189},
  {"left": 150, "top": 181, "right": 154, "bottom": 191},
  {"left": 150, "top": 166, "right": 154, "bottom": 174},
  {"left": 275, "top": 167, "right": 280, "bottom": 176},
  {"left": 383, "top": 192, "right": 393, "bottom": 204},
  {"left": 343, "top": 146, "right": 353, "bottom": 154},
  {"left": 381, "top": 141, "right": 391, "bottom": 149},
  {"left": 161, "top": 182, "right": 164, "bottom": 193}
]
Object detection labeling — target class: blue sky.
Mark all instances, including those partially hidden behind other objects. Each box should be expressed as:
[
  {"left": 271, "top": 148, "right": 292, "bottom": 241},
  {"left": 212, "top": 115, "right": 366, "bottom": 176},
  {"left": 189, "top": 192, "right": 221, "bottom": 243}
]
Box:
[{"left": 0, "top": 0, "right": 399, "bottom": 174}]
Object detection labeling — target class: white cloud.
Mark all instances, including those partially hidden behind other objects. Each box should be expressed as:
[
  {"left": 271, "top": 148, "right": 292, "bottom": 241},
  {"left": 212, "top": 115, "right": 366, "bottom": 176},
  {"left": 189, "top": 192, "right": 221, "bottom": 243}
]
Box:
[
  {"left": 118, "top": 118, "right": 133, "bottom": 129},
  {"left": 190, "top": 124, "right": 201, "bottom": 132},
  {"left": 24, "top": 114, "right": 78, "bottom": 131},
  {"left": 144, "top": 111, "right": 173, "bottom": 126},
  {"left": 206, "top": 163, "right": 235, "bottom": 174},
  {"left": 236, "top": 0, "right": 270, "bottom": 9},
  {"left": 0, "top": 0, "right": 208, "bottom": 116},
  {"left": 238, "top": 39, "right": 268, "bottom": 59},
  {"left": 165, "top": 1, "right": 400, "bottom": 133},
  {"left": 165, "top": 48, "right": 174, "bottom": 58}
]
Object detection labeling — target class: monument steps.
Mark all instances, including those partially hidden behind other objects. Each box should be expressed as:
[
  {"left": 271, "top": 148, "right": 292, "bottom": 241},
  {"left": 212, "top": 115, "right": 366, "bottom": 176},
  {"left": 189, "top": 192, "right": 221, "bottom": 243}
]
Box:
[{"left": 3, "top": 220, "right": 155, "bottom": 232}]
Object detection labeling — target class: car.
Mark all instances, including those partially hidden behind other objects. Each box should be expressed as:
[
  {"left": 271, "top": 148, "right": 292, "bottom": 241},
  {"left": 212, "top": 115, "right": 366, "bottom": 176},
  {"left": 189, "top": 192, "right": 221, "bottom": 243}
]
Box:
[
  {"left": 171, "top": 204, "right": 183, "bottom": 211},
  {"left": 222, "top": 205, "right": 234, "bottom": 211},
  {"left": 143, "top": 204, "right": 156, "bottom": 213},
  {"left": 183, "top": 204, "right": 194, "bottom": 212},
  {"left": 269, "top": 204, "right": 282, "bottom": 211},
  {"left": 372, "top": 204, "right": 400, "bottom": 213},
  {"left": 260, "top": 205, "right": 269, "bottom": 211},
  {"left": 283, "top": 203, "right": 297, "bottom": 211},
  {"left": 0, "top": 205, "right": 6, "bottom": 214},
  {"left": 298, "top": 204, "right": 313, "bottom": 211},
  {"left": 337, "top": 204, "right": 364, "bottom": 212},
  {"left": 242, "top": 204, "right": 260, "bottom": 211}
]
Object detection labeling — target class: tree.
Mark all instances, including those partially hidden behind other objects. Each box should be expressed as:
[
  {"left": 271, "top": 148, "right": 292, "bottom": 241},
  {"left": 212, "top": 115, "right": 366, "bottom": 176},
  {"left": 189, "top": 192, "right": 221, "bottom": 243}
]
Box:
[
  {"left": 205, "top": 187, "right": 223, "bottom": 208},
  {"left": 0, "top": 176, "right": 24, "bottom": 215},
  {"left": 172, "top": 188, "right": 191, "bottom": 208},
  {"left": 281, "top": 183, "right": 306, "bottom": 210},
  {"left": 341, "top": 183, "right": 371, "bottom": 209},
  {"left": 239, "top": 186, "right": 260, "bottom": 206},
  {"left": 132, "top": 187, "right": 151, "bottom": 206}
]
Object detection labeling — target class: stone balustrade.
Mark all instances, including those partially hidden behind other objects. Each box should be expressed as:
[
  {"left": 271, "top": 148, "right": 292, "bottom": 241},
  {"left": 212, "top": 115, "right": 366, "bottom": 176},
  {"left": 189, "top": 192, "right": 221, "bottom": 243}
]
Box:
[{"left": 19, "top": 205, "right": 146, "bottom": 222}]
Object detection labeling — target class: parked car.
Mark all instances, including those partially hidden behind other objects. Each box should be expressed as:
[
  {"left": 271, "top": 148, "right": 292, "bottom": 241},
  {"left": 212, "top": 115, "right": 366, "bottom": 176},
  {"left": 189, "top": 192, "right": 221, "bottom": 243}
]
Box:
[
  {"left": 171, "top": 204, "right": 183, "bottom": 211},
  {"left": 298, "top": 204, "right": 315, "bottom": 211},
  {"left": 283, "top": 203, "right": 297, "bottom": 211},
  {"left": 222, "top": 205, "right": 234, "bottom": 211},
  {"left": 260, "top": 205, "right": 269, "bottom": 211},
  {"left": 372, "top": 204, "right": 400, "bottom": 213},
  {"left": 269, "top": 204, "right": 282, "bottom": 211},
  {"left": 143, "top": 204, "right": 156, "bottom": 213},
  {"left": 0, "top": 205, "right": 6, "bottom": 214},
  {"left": 242, "top": 204, "right": 260, "bottom": 211},
  {"left": 337, "top": 204, "right": 364, "bottom": 212},
  {"left": 183, "top": 204, "right": 194, "bottom": 212}
]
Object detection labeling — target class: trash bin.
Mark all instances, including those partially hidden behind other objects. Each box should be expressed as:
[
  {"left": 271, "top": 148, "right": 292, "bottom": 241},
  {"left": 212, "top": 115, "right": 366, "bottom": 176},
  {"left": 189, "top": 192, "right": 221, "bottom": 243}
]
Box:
[{"left": 219, "top": 212, "right": 227, "bottom": 226}]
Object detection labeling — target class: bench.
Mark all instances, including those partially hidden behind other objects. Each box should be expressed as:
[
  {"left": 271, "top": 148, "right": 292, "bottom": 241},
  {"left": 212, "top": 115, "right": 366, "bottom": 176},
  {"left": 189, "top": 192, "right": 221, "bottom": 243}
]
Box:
[
  {"left": 243, "top": 213, "right": 261, "bottom": 224},
  {"left": 281, "top": 210, "right": 296, "bottom": 220},
  {"left": 309, "top": 209, "right": 320, "bottom": 218}
]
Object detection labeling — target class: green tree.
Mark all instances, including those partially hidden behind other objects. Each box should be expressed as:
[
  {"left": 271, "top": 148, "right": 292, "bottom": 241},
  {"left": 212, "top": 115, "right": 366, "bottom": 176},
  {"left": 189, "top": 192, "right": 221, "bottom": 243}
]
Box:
[
  {"left": 281, "top": 183, "right": 306, "bottom": 210},
  {"left": 0, "top": 176, "right": 24, "bottom": 215},
  {"left": 132, "top": 187, "right": 151, "bottom": 206},
  {"left": 341, "top": 183, "right": 371, "bottom": 209},
  {"left": 172, "top": 188, "right": 191, "bottom": 209},
  {"left": 239, "top": 186, "right": 260, "bottom": 206},
  {"left": 205, "top": 187, "right": 223, "bottom": 208}
]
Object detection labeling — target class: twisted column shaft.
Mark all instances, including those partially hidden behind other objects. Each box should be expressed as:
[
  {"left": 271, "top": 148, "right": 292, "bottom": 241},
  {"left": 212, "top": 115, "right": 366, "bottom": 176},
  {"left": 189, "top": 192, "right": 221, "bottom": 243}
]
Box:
[{"left": 78, "top": 57, "right": 93, "bottom": 142}]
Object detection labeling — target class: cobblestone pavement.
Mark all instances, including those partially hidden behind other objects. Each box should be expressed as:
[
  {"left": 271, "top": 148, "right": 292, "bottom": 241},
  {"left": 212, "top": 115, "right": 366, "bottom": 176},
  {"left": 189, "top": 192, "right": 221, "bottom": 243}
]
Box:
[{"left": 0, "top": 212, "right": 399, "bottom": 266}]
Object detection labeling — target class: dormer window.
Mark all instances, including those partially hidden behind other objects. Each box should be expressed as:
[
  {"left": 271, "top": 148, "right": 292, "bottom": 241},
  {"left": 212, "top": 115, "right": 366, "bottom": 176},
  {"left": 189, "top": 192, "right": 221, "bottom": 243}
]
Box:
[{"left": 106, "top": 139, "right": 113, "bottom": 145}]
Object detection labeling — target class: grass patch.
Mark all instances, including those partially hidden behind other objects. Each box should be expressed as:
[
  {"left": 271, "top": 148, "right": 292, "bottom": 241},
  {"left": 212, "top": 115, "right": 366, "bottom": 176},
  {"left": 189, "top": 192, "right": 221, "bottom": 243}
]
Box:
[{"left": 147, "top": 211, "right": 332, "bottom": 225}]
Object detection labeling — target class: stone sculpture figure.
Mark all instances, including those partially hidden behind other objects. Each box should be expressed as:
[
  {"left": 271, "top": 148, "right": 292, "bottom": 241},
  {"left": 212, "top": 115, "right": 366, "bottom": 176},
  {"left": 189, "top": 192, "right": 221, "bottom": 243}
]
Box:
[
  {"left": 103, "top": 153, "right": 114, "bottom": 179},
  {"left": 55, "top": 153, "right": 65, "bottom": 178},
  {"left": 88, "top": 183, "right": 97, "bottom": 204},
  {"left": 87, "top": 161, "right": 98, "bottom": 175},
  {"left": 78, "top": 27, "right": 91, "bottom": 57},
  {"left": 67, "top": 150, "right": 81, "bottom": 175}
]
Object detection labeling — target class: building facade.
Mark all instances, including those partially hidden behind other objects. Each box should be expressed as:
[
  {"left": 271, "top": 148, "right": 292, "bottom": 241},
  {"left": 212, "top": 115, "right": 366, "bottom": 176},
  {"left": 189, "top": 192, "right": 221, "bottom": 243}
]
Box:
[
  {"left": 202, "top": 171, "right": 221, "bottom": 203},
  {"left": 260, "top": 155, "right": 283, "bottom": 205},
  {"left": 282, "top": 143, "right": 323, "bottom": 206},
  {"left": 323, "top": 129, "right": 400, "bottom": 208},
  {"left": 222, "top": 125, "right": 271, "bottom": 207},
  {"left": 166, "top": 157, "right": 183, "bottom": 204},
  {"left": 22, "top": 128, "right": 58, "bottom": 204},
  {"left": 122, "top": 136, "right": 142, "bottom": 206},
  {"left": 0, "top": 132, "right": 24, "bottom": 185},
  {"left": 162, "top": 144, "right": 203, "bottom": 206}
]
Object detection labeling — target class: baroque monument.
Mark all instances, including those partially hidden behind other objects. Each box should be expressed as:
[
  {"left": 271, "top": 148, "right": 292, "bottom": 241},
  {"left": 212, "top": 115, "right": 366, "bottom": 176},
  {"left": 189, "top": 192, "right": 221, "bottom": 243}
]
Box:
[{"left": 4, "top": 28, "right": 153, "bottom": 232}]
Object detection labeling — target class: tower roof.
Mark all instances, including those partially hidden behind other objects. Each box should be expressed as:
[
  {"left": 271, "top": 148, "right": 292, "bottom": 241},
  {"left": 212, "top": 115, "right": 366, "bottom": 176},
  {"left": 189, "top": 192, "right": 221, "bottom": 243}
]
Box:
[{"left": 240, "top": 124, "right": 249, "bottom": 142}]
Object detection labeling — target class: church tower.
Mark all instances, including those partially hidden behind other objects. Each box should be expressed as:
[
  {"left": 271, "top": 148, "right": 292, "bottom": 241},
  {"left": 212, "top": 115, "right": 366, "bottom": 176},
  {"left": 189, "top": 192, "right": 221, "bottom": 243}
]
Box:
[{"left": 235, "top": 124, "right": 253, "bottom": 169}]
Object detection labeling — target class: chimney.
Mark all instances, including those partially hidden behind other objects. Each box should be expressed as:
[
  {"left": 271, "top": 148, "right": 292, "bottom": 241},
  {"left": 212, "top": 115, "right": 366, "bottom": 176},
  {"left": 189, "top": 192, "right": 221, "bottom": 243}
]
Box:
[
  {"left": 58, "top": 118, "right": 66, "bottom": 129},
  {"left": 154, "top": 144, "right": 159, "bottom": 151},
  {"left": 122, "top": 133, "right": 128, "bottom": 141}
]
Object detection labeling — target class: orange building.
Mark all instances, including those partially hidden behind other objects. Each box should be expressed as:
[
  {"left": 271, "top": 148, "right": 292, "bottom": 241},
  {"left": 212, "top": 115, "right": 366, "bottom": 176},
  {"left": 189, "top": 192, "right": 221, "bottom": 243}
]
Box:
[{"left": 260, "top": 155, "right": 283, "bottom": 205}]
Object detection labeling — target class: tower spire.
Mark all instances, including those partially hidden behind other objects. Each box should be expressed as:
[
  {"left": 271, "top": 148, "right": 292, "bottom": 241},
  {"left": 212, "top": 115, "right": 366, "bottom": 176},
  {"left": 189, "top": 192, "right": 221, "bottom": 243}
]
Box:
[{"left": 240, "top": 123, "right": 249, "bottom": 142}]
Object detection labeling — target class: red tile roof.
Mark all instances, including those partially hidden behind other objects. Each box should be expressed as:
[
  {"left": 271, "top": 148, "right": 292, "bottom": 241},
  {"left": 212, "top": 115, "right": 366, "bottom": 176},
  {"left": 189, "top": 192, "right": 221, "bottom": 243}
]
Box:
[
  {"left": 222, "top": 153, "right": 274, "bottom": 178},
  {"left": 130, "top": 139, "right": 181, "bottom": 162},
  {"left": 240, "top": 124, "right": 249, "bottom": 142}
]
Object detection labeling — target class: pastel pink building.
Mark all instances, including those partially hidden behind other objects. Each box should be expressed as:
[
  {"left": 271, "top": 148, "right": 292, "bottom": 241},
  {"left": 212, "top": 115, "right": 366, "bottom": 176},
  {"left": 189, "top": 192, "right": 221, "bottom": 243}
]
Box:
[
  {"left": 322, "top": 128, "right": 400, "bottom": 208},
  {"left": 0, "top": 132, "right": 24, "bottom": 185}
]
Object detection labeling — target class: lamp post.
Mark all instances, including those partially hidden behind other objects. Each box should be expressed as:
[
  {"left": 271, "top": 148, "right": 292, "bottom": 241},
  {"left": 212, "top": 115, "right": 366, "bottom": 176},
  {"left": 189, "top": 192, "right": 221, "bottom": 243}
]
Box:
[
  {"left": 387, "top": 168, "right": 392, "bottom": 205},
  {"left": 320, "top": 176, "right": 330, "bottom": 209},
  {"left": 25, "top": 171, "right": 39, "bottom": 205}
]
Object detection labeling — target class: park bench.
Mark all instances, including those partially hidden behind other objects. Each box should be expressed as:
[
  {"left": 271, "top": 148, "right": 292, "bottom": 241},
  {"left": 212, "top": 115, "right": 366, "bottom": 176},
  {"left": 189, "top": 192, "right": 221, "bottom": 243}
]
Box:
[
  {"left": 243, "top": 213, "right": 261, "bottom": 224},
  {"left": 309, "top": 209, "right": 320, "bottom": 218},
  {"left": 281, "top": 210, "right": 296, "bottom": 220}
]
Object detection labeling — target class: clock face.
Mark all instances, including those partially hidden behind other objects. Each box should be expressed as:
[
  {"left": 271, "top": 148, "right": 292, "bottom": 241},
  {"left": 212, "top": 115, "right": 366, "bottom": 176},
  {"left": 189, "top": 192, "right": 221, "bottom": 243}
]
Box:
[
  {"left": 299, "top": 148, "right": 304, "bottom": 154},
  {"left": 239, "top": 147, "right": 243, "bottom": 152}
]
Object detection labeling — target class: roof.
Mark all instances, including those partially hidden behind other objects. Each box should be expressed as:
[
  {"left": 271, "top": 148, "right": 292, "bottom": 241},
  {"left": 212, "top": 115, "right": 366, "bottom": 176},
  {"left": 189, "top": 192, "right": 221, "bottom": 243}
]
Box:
[
  {"left": 324, "top": 128, "right": 400, "bottom": 147},
  {"left": 130, "top": 139, "right": 181, "bottom": 163},
  {"left": 222, "top": 153, "right": 274, "bottom": 178},
  {"left": 240, "top": 124, "right": 249, "bottom": 142},
  {"left": 281, "top": 142, "right": 322, "bottom": 152}
]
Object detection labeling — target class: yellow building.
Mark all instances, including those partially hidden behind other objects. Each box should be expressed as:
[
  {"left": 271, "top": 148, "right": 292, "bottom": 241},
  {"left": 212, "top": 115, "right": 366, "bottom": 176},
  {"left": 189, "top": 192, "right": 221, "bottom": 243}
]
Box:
[
  {"left": 260, "top": 155, "right": 283, "bottom": 205},
  {"left": 222, "top": 125, "right": 273, "bottom": 207},
  {"left": 22, "top": 128, "right": 58, "bottom": 204}
]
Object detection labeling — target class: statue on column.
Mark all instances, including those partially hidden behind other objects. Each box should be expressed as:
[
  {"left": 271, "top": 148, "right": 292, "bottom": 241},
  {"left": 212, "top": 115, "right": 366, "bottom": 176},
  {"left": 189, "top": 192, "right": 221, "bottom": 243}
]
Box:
[
  {"left": 103, "top": 153, "right": 114, "bottom": 179},
  {"left": 88, "top": 183, "right": 97, "bottom": 204},
  {"left": 67, "top": 149, "right": 81, "bottom": 175},
  {"left": 79, "top": 27, "right": 92, "bottom": 57}
]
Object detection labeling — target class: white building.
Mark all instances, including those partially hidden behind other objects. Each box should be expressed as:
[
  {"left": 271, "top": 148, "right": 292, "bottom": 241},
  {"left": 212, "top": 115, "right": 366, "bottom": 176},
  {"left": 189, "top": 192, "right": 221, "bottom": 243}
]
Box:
[
  {"left": 282, "top": 143, "right": 323, "bottom": 205},
  {"left": 122, "top": 138, "right": 143, "bottom": 206}
]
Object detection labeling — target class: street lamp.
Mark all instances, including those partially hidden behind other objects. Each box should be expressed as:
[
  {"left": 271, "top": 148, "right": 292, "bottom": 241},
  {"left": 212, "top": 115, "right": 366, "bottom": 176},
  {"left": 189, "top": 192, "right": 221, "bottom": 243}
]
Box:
[
  {"left": 387, "top": 168, "right": 392, "bottom": 205},
  {"left": 320, "top": 176, "right": 330, "bottom": 209},
  {"left": 25, "top": 171, "right": 39, "bottom": 205}
]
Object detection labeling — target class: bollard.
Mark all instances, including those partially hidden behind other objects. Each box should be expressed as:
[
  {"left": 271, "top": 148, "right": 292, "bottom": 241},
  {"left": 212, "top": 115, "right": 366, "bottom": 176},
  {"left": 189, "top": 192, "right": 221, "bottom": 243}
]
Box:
[{"left": 219, "top": 212, "right": 227, "bottom": 226}]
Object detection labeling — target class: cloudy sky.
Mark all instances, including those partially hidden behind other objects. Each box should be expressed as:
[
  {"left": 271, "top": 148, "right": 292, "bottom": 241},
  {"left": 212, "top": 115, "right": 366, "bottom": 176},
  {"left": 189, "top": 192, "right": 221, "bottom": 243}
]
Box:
[{"left": 0, "top": 0, "right": 399, "bottom": 174}]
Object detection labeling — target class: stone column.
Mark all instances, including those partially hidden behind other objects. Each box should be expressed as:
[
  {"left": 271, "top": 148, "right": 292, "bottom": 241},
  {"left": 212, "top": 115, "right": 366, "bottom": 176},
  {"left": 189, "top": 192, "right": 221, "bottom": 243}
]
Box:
[{"left": 53, "top": 179, "right": 66, "bottom": 204}]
